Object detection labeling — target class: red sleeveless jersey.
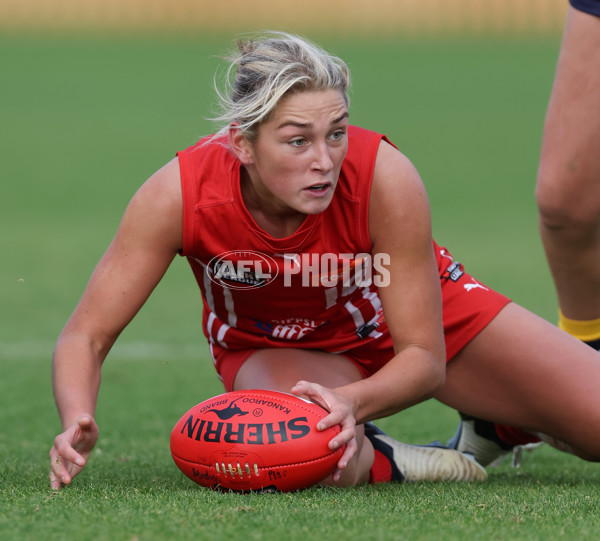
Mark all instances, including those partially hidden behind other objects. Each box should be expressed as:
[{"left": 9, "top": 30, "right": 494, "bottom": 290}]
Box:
[
  {"left": 177, "top": 125, "right": 510, "bottom": 369},
  {"left": 178, "top": 126, "right": 391, "bottom": 353}
]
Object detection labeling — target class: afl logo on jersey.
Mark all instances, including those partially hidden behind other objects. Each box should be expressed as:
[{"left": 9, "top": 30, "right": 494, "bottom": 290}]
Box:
[{"left": 207, "top": 250, "right": 279, "bottom": 290}]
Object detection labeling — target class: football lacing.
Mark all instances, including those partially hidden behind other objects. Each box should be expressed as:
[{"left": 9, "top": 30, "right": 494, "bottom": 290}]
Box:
[{"left": 215, "top": 461, "right": 260, "bottom": 478}]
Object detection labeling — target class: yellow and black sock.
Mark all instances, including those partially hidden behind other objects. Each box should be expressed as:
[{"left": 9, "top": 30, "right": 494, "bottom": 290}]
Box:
[{"left": 558, "top": 311, "right": 600, "bottom": 351}]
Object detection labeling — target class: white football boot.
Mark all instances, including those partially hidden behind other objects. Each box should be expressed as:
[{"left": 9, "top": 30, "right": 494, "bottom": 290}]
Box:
[
  {"left": 447, "top": 413, "right": 543, "bottom": 468},
  {"left": 364, "top": 423, "right": 487, "bottom": 482}
]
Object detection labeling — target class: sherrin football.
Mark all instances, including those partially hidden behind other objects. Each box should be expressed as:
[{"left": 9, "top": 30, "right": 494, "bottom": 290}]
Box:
[{"left": 170, "top": 389, "right": 344, "bottom": 492}]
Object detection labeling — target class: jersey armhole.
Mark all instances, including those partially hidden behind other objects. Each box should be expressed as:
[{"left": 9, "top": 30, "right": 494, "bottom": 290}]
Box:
[{"left": 176, "top": 149, "right": 194, "bottom": 258}]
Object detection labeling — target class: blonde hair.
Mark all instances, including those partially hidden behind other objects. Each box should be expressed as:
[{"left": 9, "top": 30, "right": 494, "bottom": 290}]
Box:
[{"left": 211, "top": 31, "right": 350, "bottom": 141}]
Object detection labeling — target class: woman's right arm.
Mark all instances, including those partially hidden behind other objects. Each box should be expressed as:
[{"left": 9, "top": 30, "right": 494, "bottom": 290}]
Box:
[{"left": 49, "top": 158, "right": 184, "bottom": 489}]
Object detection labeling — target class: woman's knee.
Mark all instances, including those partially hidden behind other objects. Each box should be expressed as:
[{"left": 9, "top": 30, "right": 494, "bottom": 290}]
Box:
[{"left": 537, "top": 181, "right": 600, "bottom": 234}]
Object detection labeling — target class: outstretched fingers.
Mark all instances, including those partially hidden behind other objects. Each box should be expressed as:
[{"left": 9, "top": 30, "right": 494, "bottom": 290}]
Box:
[{"left": 49, "top": 415, "right": 99, "bottom": 490}]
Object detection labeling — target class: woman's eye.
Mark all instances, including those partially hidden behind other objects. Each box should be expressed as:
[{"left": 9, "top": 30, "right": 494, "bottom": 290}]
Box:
[
  {"left": 330, "top": 131, "right": 344, "bottom": 141},
  {"left": 290, "top": 138, "right": 306, "bottom": 147}
]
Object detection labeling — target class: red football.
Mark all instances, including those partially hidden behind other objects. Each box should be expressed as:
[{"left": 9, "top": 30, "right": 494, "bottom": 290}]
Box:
[{"left": 170, "top": 389, "right": 343, "bottom": 492}]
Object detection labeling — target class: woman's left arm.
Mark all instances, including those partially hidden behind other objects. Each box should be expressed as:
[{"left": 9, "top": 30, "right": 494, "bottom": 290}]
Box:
[
  {"left": 348, "top": 139, "right": 446, "bottom": 422},
  {"left": 296, "top": 140, "right": 446, "bottom": 428}
]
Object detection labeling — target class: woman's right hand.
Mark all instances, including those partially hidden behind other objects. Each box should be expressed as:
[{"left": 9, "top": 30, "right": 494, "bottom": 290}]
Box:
[{"left": 49, "top": 415, "right": 99, "bottom": 490}]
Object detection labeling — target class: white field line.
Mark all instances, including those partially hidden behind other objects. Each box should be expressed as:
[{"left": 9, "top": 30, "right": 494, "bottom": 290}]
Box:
[{"left": 0, "top": 341, "right": 204, "bottom": 361}]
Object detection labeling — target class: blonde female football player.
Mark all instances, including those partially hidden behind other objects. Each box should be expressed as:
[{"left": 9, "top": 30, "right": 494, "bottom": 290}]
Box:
[{"left": 50, "top": 32, "right": 600, "bottom": 491}]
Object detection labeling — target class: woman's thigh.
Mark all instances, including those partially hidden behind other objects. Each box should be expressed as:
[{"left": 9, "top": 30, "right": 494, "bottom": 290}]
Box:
[
  {"left": 233, "top": 348, "right": 364, "bottom": 392},
  {"left": 435, "top": 302, "right": 600, "bottom": 459}
]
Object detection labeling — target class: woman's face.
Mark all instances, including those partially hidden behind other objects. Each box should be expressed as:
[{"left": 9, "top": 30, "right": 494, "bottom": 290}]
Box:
[{"left": 240, "top": 89, "right": 349, "bottom": 220}]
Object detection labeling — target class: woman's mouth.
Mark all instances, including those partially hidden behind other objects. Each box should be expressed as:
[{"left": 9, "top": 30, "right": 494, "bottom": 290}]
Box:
[{"left": 304, "top": 182, "right": 331, "bottom": 196}]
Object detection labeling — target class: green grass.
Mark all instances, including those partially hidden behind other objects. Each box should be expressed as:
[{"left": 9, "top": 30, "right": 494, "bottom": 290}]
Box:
[
  {"left": 2, "top": 32, "right": 591, "bottom": 541},
  {"left": 4, "top": 355, "right": 600, "bottom": 541}
]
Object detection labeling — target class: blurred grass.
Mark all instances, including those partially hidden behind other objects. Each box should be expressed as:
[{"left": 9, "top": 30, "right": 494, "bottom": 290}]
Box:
[
  {"left": 1, "top": 34, "right": 560, "bottom": 350},
  {"left": 1, "top": 35, "right": 219, "bottom": 346},
  {"left": 345, "top": 38, "right": 560, "bottom": 315}
]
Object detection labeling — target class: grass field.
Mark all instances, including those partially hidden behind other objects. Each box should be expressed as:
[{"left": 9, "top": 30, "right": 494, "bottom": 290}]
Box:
[{"left": 2, "top": 31, "right": 598, "bottom": 540}]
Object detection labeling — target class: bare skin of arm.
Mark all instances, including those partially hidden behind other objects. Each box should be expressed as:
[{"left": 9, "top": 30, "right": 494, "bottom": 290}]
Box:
[{"left": 49, "top": 158, "right": 183, "bottom": 489}]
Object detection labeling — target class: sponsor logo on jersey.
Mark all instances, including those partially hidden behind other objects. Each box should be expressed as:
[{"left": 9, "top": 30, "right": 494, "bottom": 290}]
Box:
[{"left": 251, "top": 317, "right": 326, "bottom": 340}]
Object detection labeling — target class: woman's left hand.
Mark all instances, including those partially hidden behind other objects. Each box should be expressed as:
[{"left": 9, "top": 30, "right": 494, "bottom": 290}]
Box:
[{"left": 290, "top": 380, "right": 357, "bottom": 482}]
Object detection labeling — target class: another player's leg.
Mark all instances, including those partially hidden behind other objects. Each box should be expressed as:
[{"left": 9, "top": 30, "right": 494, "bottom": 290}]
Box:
[
  {"left": 535, "top": 5, "right": 600, "bottom": 351},
  {"left": 233, "top": 348, "right": 487, "bottom": 485},
  {"left": 436, "top": 302, "right": 600, "bottom": 466},
  {"left": 450, "top": 8, "right": 600, "bottom": 467}
]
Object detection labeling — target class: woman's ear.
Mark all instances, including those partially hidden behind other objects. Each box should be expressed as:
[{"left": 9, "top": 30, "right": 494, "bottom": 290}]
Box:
[{"left": 228, "top": 123, "right": 254, "bottom": 165}]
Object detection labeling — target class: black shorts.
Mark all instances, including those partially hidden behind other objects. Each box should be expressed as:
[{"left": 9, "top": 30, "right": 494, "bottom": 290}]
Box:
[{"left": 570, "top": 0, "right": 600, "bottom": 17}]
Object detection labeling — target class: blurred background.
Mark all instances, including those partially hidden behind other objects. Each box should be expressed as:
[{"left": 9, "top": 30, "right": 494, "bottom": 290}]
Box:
[
  {"left": 1, "top": 0, "right": 567, "bottom": 392},
  {"left": 0, "top": 0, "right": 567, "bottom": 37}
]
